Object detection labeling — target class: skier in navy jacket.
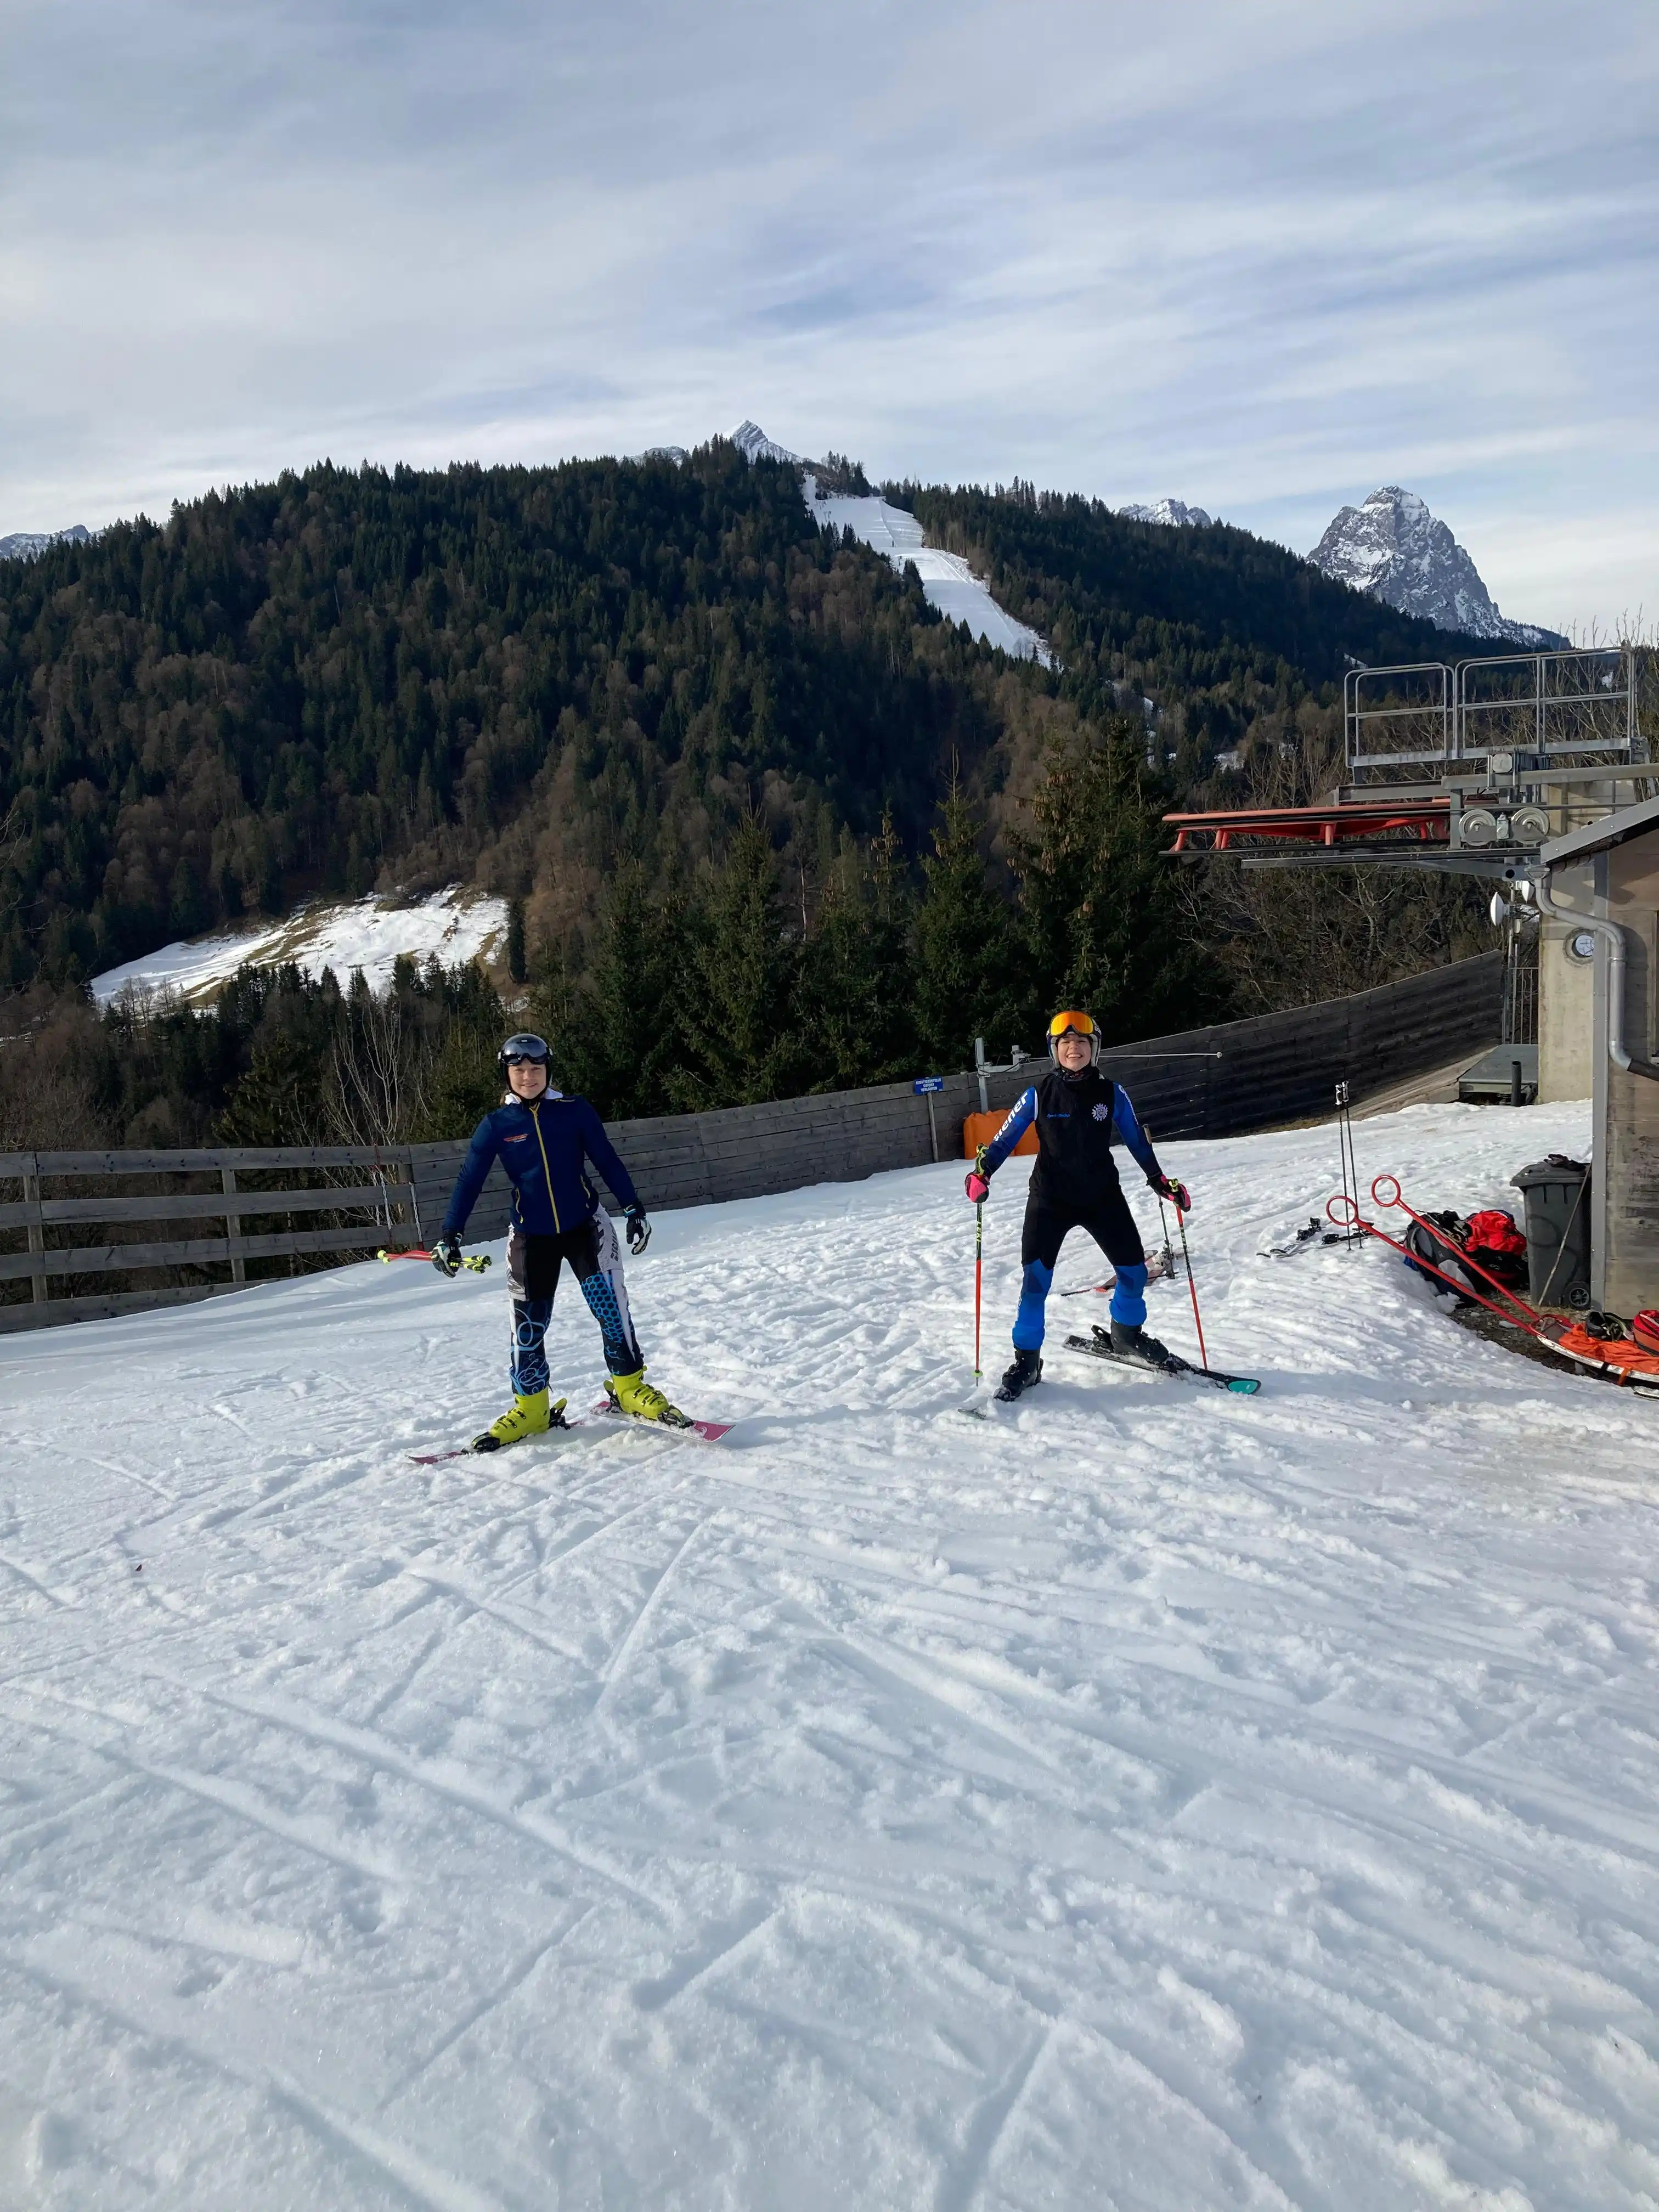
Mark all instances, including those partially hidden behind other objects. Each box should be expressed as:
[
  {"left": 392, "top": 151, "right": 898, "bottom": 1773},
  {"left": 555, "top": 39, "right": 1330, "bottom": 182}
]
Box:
[
  {"left": 967, "top": 1009, "right": 1192, "bottom": 1401},
  {"left": 433, "top": 1033, "right": 687, "bottom": 1447}
]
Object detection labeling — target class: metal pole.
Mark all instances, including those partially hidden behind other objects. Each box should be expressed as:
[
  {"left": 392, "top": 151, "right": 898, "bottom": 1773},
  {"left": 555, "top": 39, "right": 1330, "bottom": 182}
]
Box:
[{"left": 975, "top": 1037, "right": 988, "bottom": 1116}]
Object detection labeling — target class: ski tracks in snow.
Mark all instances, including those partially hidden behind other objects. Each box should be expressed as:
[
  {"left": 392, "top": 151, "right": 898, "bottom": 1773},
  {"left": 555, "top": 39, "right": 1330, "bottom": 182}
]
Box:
[{"left": 2, "top": 1101, "right": 1658, "bottom": 2207}]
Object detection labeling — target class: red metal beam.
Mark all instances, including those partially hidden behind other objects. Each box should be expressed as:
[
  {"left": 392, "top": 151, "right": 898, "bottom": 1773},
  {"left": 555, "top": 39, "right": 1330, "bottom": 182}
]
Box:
[{"left": 1165, "top": 798, "right": 1451, "bottom": 853}]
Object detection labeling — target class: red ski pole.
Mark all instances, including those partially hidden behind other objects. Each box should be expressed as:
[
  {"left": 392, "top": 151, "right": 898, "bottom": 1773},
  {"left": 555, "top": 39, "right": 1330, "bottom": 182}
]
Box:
[
  {"left": 377, "top": 1246, "right": 492, "bottom": 1273},
  {"left": 973, "top": 1197, "right": 984, "bottom": 1388},
  {"left": 1175, "top": 1203, "right": 1208, "bottom": 1372}
]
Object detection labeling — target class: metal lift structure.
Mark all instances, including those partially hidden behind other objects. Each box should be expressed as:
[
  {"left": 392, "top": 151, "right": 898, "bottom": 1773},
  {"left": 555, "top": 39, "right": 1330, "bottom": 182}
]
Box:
[{"left": 1166, "top": 645, "right": 1653, "bottom": 885}]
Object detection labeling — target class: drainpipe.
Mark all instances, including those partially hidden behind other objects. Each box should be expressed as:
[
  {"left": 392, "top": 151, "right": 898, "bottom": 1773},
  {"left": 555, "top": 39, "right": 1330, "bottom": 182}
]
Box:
[{"left": 1533, "top": 865, "right": 1659, "bottom": 1080}]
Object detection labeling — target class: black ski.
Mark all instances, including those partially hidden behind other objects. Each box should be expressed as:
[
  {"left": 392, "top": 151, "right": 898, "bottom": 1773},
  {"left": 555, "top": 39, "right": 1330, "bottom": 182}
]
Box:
[{"left": 1064, "top": 1325, "right": 1260, "bottom": 1395}]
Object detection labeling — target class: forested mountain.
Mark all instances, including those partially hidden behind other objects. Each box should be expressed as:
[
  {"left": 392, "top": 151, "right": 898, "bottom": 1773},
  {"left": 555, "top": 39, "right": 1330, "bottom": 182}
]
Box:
[
  {"left": 0, "top": 444, "right": 1500, "bottom": 1148},
  {"left": 891, "top": 478, "right": 1500, "bottom": 786}
]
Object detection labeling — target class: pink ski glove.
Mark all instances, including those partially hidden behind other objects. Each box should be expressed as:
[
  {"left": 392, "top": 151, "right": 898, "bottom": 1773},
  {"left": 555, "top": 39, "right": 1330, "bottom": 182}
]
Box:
[
  {"left": 1151, "top": 1173, "right": 1192, "bottom": 1212},
  {"left": 965, "top": 1168, "right": 990, "bottom": 1204}
]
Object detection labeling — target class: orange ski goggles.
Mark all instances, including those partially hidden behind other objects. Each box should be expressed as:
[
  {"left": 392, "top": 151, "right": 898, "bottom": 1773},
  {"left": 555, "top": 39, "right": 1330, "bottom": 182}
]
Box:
[{"left": 1047, "top": 1011, "right": 1096, "bottom": 1040}]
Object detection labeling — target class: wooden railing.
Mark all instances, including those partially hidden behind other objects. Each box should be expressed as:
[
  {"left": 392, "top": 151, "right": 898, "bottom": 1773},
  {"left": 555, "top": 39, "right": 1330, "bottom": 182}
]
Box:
[{"left": 0, "top": 1147, "right": 424, "bottom": 1335}]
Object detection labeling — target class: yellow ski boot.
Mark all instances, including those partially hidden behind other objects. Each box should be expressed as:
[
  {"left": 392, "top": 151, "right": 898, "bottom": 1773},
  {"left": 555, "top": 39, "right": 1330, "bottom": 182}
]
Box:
[
  {"left": 471, "top": 1389, "right": 565, "bottom": 1453},
  {"left": 604, "top": 1368, "right": 690, "bottom": 1428}
]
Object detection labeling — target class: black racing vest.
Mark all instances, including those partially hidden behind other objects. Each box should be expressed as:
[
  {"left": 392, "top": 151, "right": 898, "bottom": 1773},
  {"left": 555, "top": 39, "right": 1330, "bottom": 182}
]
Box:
[{"left": 1030, "top": 1069, "right": 1125, "bottom": 1210}]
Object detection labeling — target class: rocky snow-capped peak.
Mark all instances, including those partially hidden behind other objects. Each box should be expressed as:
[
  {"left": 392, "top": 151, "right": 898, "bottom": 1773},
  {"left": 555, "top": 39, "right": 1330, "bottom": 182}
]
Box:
[
  {"left": 1119, "top": 498, "right": 1214, "bottom": 528},
  {"left": 0, "top": 523, "right": 91, "bottom": 562},
  {"left": 1310, "top": 488, "right": 1563, "bottom": 648},
  {"left": 729, "top": 420, "right": 806, "bottom": 467}
]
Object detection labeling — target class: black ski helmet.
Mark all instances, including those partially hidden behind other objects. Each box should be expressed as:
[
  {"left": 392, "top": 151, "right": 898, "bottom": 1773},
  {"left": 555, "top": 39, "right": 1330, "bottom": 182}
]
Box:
[
  {"left": 1046, "top": 1009, "right": 1100, "bottom": 1068},
  {"left": 498, "top": 1032, "right": 551, "bottom": 1080}
]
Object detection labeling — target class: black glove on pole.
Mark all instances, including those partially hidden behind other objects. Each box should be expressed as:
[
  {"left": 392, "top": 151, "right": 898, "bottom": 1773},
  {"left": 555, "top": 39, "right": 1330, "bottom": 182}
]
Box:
[{"left": 431, "top": 1234, "right": 462, "bottom": 1278}]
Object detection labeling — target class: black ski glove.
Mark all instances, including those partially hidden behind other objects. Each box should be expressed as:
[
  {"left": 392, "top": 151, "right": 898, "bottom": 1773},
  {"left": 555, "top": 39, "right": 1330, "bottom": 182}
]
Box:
[
  {"left": 1149, "top": 1173, "right": 1192, "bottom": 1212},
  {"left": 625, "top": 1207, "right": 651, "bottom": 1255},
  {"left": 431, "top": 1233, "right": 463, "bottom": 1278}
]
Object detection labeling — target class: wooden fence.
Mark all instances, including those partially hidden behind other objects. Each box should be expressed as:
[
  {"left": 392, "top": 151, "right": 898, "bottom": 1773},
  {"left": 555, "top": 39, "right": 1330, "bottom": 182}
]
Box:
[
  {"left": 0, "top": 1148, "right": 421, "bottom": 1334},
  {"left": 1, "top": 950, "right": 1504, "bottom": 1335}
]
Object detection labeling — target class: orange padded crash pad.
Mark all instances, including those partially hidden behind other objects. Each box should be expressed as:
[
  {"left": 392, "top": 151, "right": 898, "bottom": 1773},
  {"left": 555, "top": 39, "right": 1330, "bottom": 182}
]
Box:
[{"left": 963, "top": 1107, "right": 1035, "bottom": 1160}]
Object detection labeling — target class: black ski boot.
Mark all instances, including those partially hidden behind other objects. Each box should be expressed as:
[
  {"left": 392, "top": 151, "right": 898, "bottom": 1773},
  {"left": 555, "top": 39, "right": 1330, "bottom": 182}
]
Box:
[
  {"left": 1110, "top": 1319, "right": 1172, "bottom": 1365},
  {"left": 995, "top": 1347, "right": 1043, "bottom": 1402}
]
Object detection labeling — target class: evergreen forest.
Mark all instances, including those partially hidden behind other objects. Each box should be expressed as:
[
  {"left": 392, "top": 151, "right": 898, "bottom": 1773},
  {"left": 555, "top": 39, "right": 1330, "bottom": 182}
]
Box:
[{"left": 0, "top": 442, "right": 1500, "bottom": 1150}]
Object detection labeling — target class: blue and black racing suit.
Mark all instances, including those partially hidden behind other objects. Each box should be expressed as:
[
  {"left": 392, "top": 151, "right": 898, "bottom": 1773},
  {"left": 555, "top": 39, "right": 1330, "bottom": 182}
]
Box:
[
  {"left": 442, "top": 1091, "right": 646, "bottom": 1394},
  {"left": 980, "top": 1067, "right": 1167, "bottom": 1351}
]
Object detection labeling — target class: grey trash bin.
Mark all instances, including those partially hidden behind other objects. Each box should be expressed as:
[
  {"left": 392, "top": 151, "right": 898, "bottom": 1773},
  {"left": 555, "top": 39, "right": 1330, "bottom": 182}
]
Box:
[{"left": 1510, "top": 1155, "right": 1592, "bottom": 1308}]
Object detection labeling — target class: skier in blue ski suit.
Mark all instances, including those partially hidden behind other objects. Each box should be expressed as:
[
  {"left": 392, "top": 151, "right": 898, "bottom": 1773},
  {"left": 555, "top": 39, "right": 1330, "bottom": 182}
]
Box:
[
  {"left": 967, "top": 1009, "right": 1191, "bottom": 1401},
  {"left": 432, "top": 1032, "right": 685, "bottom": 1447}
]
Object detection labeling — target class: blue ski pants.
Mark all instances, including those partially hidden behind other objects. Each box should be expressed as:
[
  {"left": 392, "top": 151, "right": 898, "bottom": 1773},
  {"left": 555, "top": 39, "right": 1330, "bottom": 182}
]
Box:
[{"left": 1014, "top": 1187, "right": 1147, "bottom": 1351}]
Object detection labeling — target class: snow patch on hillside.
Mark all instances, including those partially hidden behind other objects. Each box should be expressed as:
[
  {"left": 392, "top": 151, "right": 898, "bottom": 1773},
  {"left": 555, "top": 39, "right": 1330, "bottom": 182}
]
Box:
[
  {"left": 90, "top": 887, "right": 510, "bottom": 1008},
  {"left": 3, "top": 1098, "right": 1656, "bottom": 2208},
  {"left": 806, "top": 477, "right": 1052, "bottom": 664}
]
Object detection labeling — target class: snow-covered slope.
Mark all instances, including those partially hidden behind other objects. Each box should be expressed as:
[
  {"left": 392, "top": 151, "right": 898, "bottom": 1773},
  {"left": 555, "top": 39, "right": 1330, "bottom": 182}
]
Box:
[
  {"left": 1119, "top": 497, "right": 1214, "bottom": 528},
  {"left": 0, "top": 523, "right": 91, "bottom": 562},
  {"left": 4, "top": 1097, "right": 1656, "bottom": 2209},
  {"left": 89, "top": 887, "right": 510, "bottom": 1008},
  {"left": 1311, "top": 488, "right": 1565, "bottom": 647},
  {"left": 806, "top": 477, "right": 1051, "bottom": 664}
]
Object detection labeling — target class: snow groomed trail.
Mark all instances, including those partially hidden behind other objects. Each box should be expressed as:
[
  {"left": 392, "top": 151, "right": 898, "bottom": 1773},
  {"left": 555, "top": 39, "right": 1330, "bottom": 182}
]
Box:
[{"left": 2, "top": 1101, "right": 1656, "bottom": 2210}]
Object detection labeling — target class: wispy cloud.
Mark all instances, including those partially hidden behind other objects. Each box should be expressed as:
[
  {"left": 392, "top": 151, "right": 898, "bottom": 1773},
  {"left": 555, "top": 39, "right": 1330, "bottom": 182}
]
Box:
[{"left": 2, "top": 0, "right": 1654, "bottom": 630}]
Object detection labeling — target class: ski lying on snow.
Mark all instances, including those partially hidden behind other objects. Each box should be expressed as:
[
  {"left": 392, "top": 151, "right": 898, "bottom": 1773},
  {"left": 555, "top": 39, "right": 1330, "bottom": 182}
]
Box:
[
  {"left": 1258, "top": 1216, "right": 1360, "bottom": 1259},
  {"left": 591, "top": 1400, "right": 736, "bottom": 1442},
  {"left": 1063, "top": 1325, "right": 1260, "bottom": 1395}
]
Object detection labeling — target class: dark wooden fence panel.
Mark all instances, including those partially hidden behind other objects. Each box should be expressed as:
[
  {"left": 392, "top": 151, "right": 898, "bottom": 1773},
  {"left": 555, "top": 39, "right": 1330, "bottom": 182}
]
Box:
[{"left": 1, "top": 953, "right": 1502, "bottom": 1333}]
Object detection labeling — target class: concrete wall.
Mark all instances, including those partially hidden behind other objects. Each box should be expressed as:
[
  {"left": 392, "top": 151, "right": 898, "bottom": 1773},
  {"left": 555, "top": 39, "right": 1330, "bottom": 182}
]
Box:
[
  {"left": 1595, "top": 837, "right": 1659, "bottom": 1313},
  {"left": 413, "top": 951, "right": 1504, "bottom": 1242},
  {"left": 1538, "top": 917, "right": 1596, "bottom": 1102}
]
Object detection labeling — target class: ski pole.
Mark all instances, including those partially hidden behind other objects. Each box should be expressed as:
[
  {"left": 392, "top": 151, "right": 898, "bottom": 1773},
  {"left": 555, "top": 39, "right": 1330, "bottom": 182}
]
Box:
[
  {"left": 973, "top": 1197, "right": 984, "bottom": 1389},
  {"left": 1175, "top": 1204, "right": 1207, "bottom": 1372},
  {"left": 377, "top": 1246, "right": 493, "bottom": 1274}
]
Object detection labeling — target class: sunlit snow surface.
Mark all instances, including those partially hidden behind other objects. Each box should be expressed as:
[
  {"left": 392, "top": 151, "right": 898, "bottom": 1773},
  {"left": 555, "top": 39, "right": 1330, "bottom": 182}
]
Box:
[
  {"left": 89, "top": 888, "right": 510, "bottom": 1008},
  {"left": 806, "top": 478, "right": 1052, "bottom": 664},
  {"left": 4, "top": 1099, "right": 1658, "bottom": 2208}
]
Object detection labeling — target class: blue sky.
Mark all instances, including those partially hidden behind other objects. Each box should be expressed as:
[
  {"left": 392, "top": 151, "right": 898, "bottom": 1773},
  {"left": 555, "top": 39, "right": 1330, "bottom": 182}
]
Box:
[{"left": 2, "top": 0, "right": 1654, "bottom": 633}]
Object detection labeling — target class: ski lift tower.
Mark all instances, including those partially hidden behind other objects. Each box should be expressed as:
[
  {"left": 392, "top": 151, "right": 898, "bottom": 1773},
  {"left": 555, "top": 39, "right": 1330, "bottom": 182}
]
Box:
[{"left": 1166, "top": 644, "right": 1656, "bottom": 1102}]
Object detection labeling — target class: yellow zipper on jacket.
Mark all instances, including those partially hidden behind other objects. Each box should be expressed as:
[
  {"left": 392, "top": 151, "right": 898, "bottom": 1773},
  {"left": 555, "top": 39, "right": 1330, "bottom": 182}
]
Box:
[{"left": 530, "top": 1097, "right": 561, "bottom": 1231}]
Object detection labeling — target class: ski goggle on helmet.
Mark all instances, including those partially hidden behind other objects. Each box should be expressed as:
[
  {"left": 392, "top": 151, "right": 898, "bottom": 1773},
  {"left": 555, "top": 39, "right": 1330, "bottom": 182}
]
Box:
[
  {"left": 498, "top": 1032, "right": 551, "bottom": 1074},
  {"left": 1046, "top": 1009, "right": 1100, "bottom": 1067}
]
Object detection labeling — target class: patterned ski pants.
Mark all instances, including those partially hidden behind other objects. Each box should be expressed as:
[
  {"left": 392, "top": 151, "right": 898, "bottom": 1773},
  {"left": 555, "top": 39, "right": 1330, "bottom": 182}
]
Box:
[{"left": 506, "top": 1213, "right": 642, "bottom": 1396}]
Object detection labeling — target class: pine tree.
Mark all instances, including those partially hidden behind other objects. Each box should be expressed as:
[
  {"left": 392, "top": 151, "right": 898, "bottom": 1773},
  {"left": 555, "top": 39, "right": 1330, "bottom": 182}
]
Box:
[
  {"left": 913, "top": 782, "right": 1019, "bottom": 1069},
  {"left": 506, "top": 898, "right": 527, "bottom": 984},
  {"left": 1009, "top": 720, "right": 1226, "bottom": 1041},
  {"left": 798, "top": 810, "right": 918, "bottom": 1088},
  {"left": 673, "top": 813, "right": 804, "bottom": 1109},
  {"left": 539, "top": 864, "right": 690, "bottom": 1119}
]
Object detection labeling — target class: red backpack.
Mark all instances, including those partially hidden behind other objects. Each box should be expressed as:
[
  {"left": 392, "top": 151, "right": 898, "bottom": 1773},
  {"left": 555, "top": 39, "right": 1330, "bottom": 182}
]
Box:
[{"left": 1462, "top": 1209, "right": 1530, "bottom": 1290}]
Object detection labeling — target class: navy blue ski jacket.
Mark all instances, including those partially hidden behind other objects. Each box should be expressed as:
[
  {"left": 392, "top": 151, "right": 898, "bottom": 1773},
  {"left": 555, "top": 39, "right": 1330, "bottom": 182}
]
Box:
[
  {"left": 982, "top": 1072, "right": 1162, "bottom": 1211},
  {"left": 441, "top": 1091, "right": 641, "bottom": 1240}
]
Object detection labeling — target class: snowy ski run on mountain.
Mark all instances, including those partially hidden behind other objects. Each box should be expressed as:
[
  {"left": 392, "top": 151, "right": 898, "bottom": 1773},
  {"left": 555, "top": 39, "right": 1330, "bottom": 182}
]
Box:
[{"left": 2, "top": 1097, "right": 1656, "bottom": 2210}]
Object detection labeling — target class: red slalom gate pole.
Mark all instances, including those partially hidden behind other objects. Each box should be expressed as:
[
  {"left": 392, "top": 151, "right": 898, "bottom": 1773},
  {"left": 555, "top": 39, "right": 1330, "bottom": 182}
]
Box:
[
  {"left": 1368, "top": 1174, "right": 1541, "bottom": 1328},
  {"left": 1327, "top": 1195, "right": 1543, "bottom": 1339},
  {"left": 1175, "top": 1204, "right": 1208, "bottom": 1372}
]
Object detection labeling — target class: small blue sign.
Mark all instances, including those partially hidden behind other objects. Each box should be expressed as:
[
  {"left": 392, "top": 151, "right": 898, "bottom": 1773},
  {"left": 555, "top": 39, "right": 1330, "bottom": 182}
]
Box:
[{"left": 913, "top": 1076, "right": 945, "bottom": 1093}]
